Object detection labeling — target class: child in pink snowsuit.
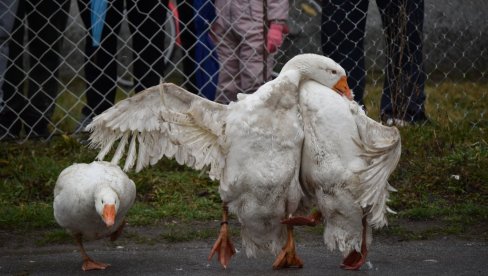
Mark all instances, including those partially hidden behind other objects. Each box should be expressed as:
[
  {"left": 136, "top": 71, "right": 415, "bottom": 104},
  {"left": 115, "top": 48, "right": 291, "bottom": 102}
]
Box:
[{"left": 212, "top": 0, "right": 289, "bottom": 104}]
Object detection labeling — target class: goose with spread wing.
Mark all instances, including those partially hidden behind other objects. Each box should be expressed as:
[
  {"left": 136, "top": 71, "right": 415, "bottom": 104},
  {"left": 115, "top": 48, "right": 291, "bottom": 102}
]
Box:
[
  {"left": 283, "top": 80, "right": 401, "bottom": 270},
  {"left": 86, "top": 54, "right": 352, "bottom": 269}
]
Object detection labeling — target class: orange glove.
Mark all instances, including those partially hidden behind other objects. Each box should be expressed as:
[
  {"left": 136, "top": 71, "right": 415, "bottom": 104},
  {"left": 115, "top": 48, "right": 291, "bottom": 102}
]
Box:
[{"left": 266, "top": 22, "right": 288, "bottom": 53}]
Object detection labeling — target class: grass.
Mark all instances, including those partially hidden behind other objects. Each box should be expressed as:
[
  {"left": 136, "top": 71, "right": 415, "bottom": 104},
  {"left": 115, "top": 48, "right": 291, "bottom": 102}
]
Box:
[
  {"left": 362, "top": 80, "right": 488, "bottom": 240},
  {"left": 0, "top": 79, "right": 487, "bottom": 243}
]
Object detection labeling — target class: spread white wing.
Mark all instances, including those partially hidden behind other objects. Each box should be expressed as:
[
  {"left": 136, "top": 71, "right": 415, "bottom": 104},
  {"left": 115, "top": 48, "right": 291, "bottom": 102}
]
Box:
[{"left": 86, "top": 83, "right": 229, "bottom": 180}]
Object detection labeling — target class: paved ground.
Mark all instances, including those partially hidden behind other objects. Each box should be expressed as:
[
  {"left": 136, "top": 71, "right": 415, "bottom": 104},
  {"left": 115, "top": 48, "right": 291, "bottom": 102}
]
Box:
[{"left": 1, "top": 226, "right": 486, "bottom": 276}]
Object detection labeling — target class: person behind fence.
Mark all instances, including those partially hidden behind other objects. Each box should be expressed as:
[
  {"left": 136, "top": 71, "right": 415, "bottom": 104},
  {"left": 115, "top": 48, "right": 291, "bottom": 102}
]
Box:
[
  {"left": 178, "top": 0, "right": 219, "bottom": 100},
  {"left": 0, "top": 0, "right": 18, "bottom": 121},
  {"left": 0, "top": 0, "right": 69, "bottom": 139},
  {"left": 178, "top": 1, "right": 198, "bottom": 95},
  {"left": 211, "top": 0, "right": 289, "bottom": 104},
  {"left": 321, "top": 0, "right": 428, "bottom": 126},
  {"left": 75, "top": 0, "right": 169, "bottom": 132}
]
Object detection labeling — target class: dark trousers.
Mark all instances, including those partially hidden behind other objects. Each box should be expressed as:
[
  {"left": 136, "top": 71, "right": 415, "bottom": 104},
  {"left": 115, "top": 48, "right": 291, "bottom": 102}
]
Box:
[
  {"left": 321, "top": 0, "right": 427, "bottom": 122},
  {"left": 1, "top": 0, "right": 69, "bottom": 136},
  {"left": 178, "top": 0, "right": 199, "bottom": 94},
  {"left": 77, "top": 0, "right": 168, "bottom": 117}
]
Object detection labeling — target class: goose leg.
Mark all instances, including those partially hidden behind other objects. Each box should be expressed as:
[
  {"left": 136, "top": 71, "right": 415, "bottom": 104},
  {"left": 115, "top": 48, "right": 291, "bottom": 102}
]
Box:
[
  {"left": 74, "top": 233, "right": 110, "bottom": 271},
  {"left": 281, "top": 210, "right": 322, "bottom": 226},
  {"left": 340, "top": 215, "right": 368, "bottom": 270},
  {"left": 208, "top": 203, "right": 235, "bottom": 269},
  {"left": 110, "top": 219, "right": 126, "bottom": 241},
  {"left": 272, "top": 224, "right": 304, "bottom": 269}
]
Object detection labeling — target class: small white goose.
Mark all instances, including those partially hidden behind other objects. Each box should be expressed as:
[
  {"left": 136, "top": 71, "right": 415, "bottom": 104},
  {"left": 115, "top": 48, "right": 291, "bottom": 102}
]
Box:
[
  {"left": 53, "top": 161, "right": 136, "bottom": 271},
  {"left": 86, "top": 54, "right": 352, "bottom": 269}
]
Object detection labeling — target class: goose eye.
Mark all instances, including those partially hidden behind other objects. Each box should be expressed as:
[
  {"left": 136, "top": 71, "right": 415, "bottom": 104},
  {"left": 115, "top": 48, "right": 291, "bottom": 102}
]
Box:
[
  {"left": 331, "top": 70, "right": 337, "bottom": 74},
  {"left": 102, "top": 200, "right": 104, "bottom": 204}
]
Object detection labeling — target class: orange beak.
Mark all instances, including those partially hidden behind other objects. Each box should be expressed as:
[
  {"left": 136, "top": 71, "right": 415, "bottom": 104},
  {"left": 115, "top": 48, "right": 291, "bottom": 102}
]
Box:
[
  {"left": 102, "top": 204, "right": 116, "bottom": 228},
  {"left": 333, "top": 76, "right": 353, "bottom": 100}
]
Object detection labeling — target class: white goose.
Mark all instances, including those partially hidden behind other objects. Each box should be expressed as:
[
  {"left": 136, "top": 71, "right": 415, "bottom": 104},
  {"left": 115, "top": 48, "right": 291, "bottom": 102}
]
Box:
[
  {"left": 86, "top": 54, "right": 352, "bottom": 269},
  {"left": 283, "top": 80, "right": 401, "bottom": 270},
  {"left": 53, "top": 161, "right": 136, "bottom": 271}
]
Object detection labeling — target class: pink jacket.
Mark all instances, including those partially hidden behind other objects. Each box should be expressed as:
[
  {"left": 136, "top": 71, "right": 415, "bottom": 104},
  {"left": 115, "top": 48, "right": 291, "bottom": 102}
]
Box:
[
  {"left": 212, "top": 0, "right": 289, "bottom": 103},
  {"left": 214, "top": 0, "right": 288, "bottom": 26}
]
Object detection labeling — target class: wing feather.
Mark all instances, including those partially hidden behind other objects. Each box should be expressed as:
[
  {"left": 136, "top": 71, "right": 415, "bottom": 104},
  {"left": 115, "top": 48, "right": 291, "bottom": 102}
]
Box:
[
  {"left": 124, "top": 134, "right": 138, "bottom": 171},
  {"left": 111, "top": 132, "right": 129, "bottom": 165},
  {"left": 87, "top": 83, "right": 229, "bottom": 180},
  {"left": 352, "top": 111, "right": 401, "bottom": 228}
]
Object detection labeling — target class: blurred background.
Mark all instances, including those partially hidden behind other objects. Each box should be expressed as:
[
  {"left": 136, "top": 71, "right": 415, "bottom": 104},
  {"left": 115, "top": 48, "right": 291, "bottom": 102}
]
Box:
[{"left": 0, "top": 0, "right": 486, "bottom": 140}]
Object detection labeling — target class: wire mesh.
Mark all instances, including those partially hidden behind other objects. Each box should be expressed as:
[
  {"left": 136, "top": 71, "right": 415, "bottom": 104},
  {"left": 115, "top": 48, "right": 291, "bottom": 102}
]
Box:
[{"left": 0, "top": 0, "right": 486, "bottom": 141}]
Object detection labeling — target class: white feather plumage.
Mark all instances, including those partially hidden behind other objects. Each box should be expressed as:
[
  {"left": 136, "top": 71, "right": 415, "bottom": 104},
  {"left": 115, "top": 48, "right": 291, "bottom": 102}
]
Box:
[
  {"left": 298, "top": 80, "right": 401, "bottom": 255},
  {"left": 53, "top": 161, "right": 136, "bottom": 240},
  {"left": 86, "top": 54, "right": 350, "bottom": 258}
]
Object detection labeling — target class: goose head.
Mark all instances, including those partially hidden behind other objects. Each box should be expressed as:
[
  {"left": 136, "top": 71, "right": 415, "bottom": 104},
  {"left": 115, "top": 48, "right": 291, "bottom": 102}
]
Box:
[
  {"left": 95, "top": 187, "right": 120, "bottom": 228},
  {"left": 280, "top": 54, "right": 353, "bottom": 100}
]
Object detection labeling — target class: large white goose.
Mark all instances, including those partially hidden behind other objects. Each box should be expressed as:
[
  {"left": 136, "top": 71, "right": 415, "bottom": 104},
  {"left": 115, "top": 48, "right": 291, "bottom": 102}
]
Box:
[
  {"left": 86, "top": 54, "right": 352, "bottom": 269},
  {"left": 283, "top": 80, "right": 401, "bottom": 270},
  {"left": 53, "top": 161, "right": 136, "bottom": 271}
]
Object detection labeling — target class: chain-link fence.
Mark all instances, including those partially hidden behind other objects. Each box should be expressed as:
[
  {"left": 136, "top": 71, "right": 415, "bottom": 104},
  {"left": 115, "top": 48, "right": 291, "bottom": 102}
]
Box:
[{"left": 0, "top": 0, "right": 487, "bottom": 141}]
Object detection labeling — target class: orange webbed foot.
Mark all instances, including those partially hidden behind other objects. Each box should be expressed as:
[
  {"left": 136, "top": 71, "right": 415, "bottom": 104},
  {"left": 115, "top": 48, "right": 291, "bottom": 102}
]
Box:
[
  {"left": 272, "top": 247, "right": 304, "bottom": 269},
  {"left": 340, "top": 250, "right": 367, "bottom": 270},
  {"left": 272, "top": 225, "right": 304, "bottom": 270},
  {"left": 340, "top": 215, "right": 368, "bottom": 270},
  {"left": 82, "top": 259, "right": 111, "bottom": 271},
  {"left": 110, "top": 220, "right": 126, "bottom": 241},
  {"left": 208, "top": 222, "right": 236, "bottom": 269}
]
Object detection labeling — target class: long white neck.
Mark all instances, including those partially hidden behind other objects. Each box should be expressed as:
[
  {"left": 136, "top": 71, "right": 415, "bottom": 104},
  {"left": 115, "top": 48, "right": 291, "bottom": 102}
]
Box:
[{"left": 280, "top": 57, "right": 311, "bottom": 79}]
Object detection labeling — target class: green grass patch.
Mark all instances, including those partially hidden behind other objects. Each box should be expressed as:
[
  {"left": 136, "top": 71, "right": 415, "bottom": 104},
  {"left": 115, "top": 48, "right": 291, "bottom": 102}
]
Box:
[
  {"left": 0, "top": 133, "right": 222, "bottom": 230},
  {"left": 400, "top": 202, "right": 488, "bottom": 222},
  {"left": 0, "top": 202, "right": 56, "bottom": 230}
]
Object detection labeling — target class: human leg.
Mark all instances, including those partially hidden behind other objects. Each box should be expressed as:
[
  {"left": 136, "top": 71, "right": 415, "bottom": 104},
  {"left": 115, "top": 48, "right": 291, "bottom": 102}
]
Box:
[
  {"left": 127, "top": 0, "right": 168, "bottom": 93},
  {"left": 238, "top": 31, "right": 271, "bottom": 95},
  {"left": 0, "top": 0, "right": 18, "bottom": 115},
  {"left": 377, "top": 0, "right": 427, "bottom": 123},
  {"left": 321, "top": 0, "right": 369, "bottom": 106},
  {"left": 23, "top": 0, "right": 70, "bottom": 136},
  {"left": 0, "top": 0, "right": 25, "bottom": 137},
  {"left": 178, "top": 0, "right": 198, "bottom": 94},
  {"left": 236, "top": 1, "right": 272, "bottom": 95},
  {"left": 213, "top": 34, "right": 240, "bottom": 103},
  {"left": 77, "top": 0, "right": 122, "bottom": 120},
  {"left": 211, "top": 1, "right": 240, "bottom": 104}
]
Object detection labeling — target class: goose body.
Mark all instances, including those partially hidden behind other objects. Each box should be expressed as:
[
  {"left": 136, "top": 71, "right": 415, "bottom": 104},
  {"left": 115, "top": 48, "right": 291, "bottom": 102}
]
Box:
[
  {"left": 54, "top": 161, "right": 136, "bottom": 270},
  {"left": 294, "top": 80, "right": 401, "bottom": 269},
  {"left": 86, "top": 54, "right": 352, "bottom": 268},
  {"left": 219, "top": 73, "right": 305, "bottom": 257}
]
